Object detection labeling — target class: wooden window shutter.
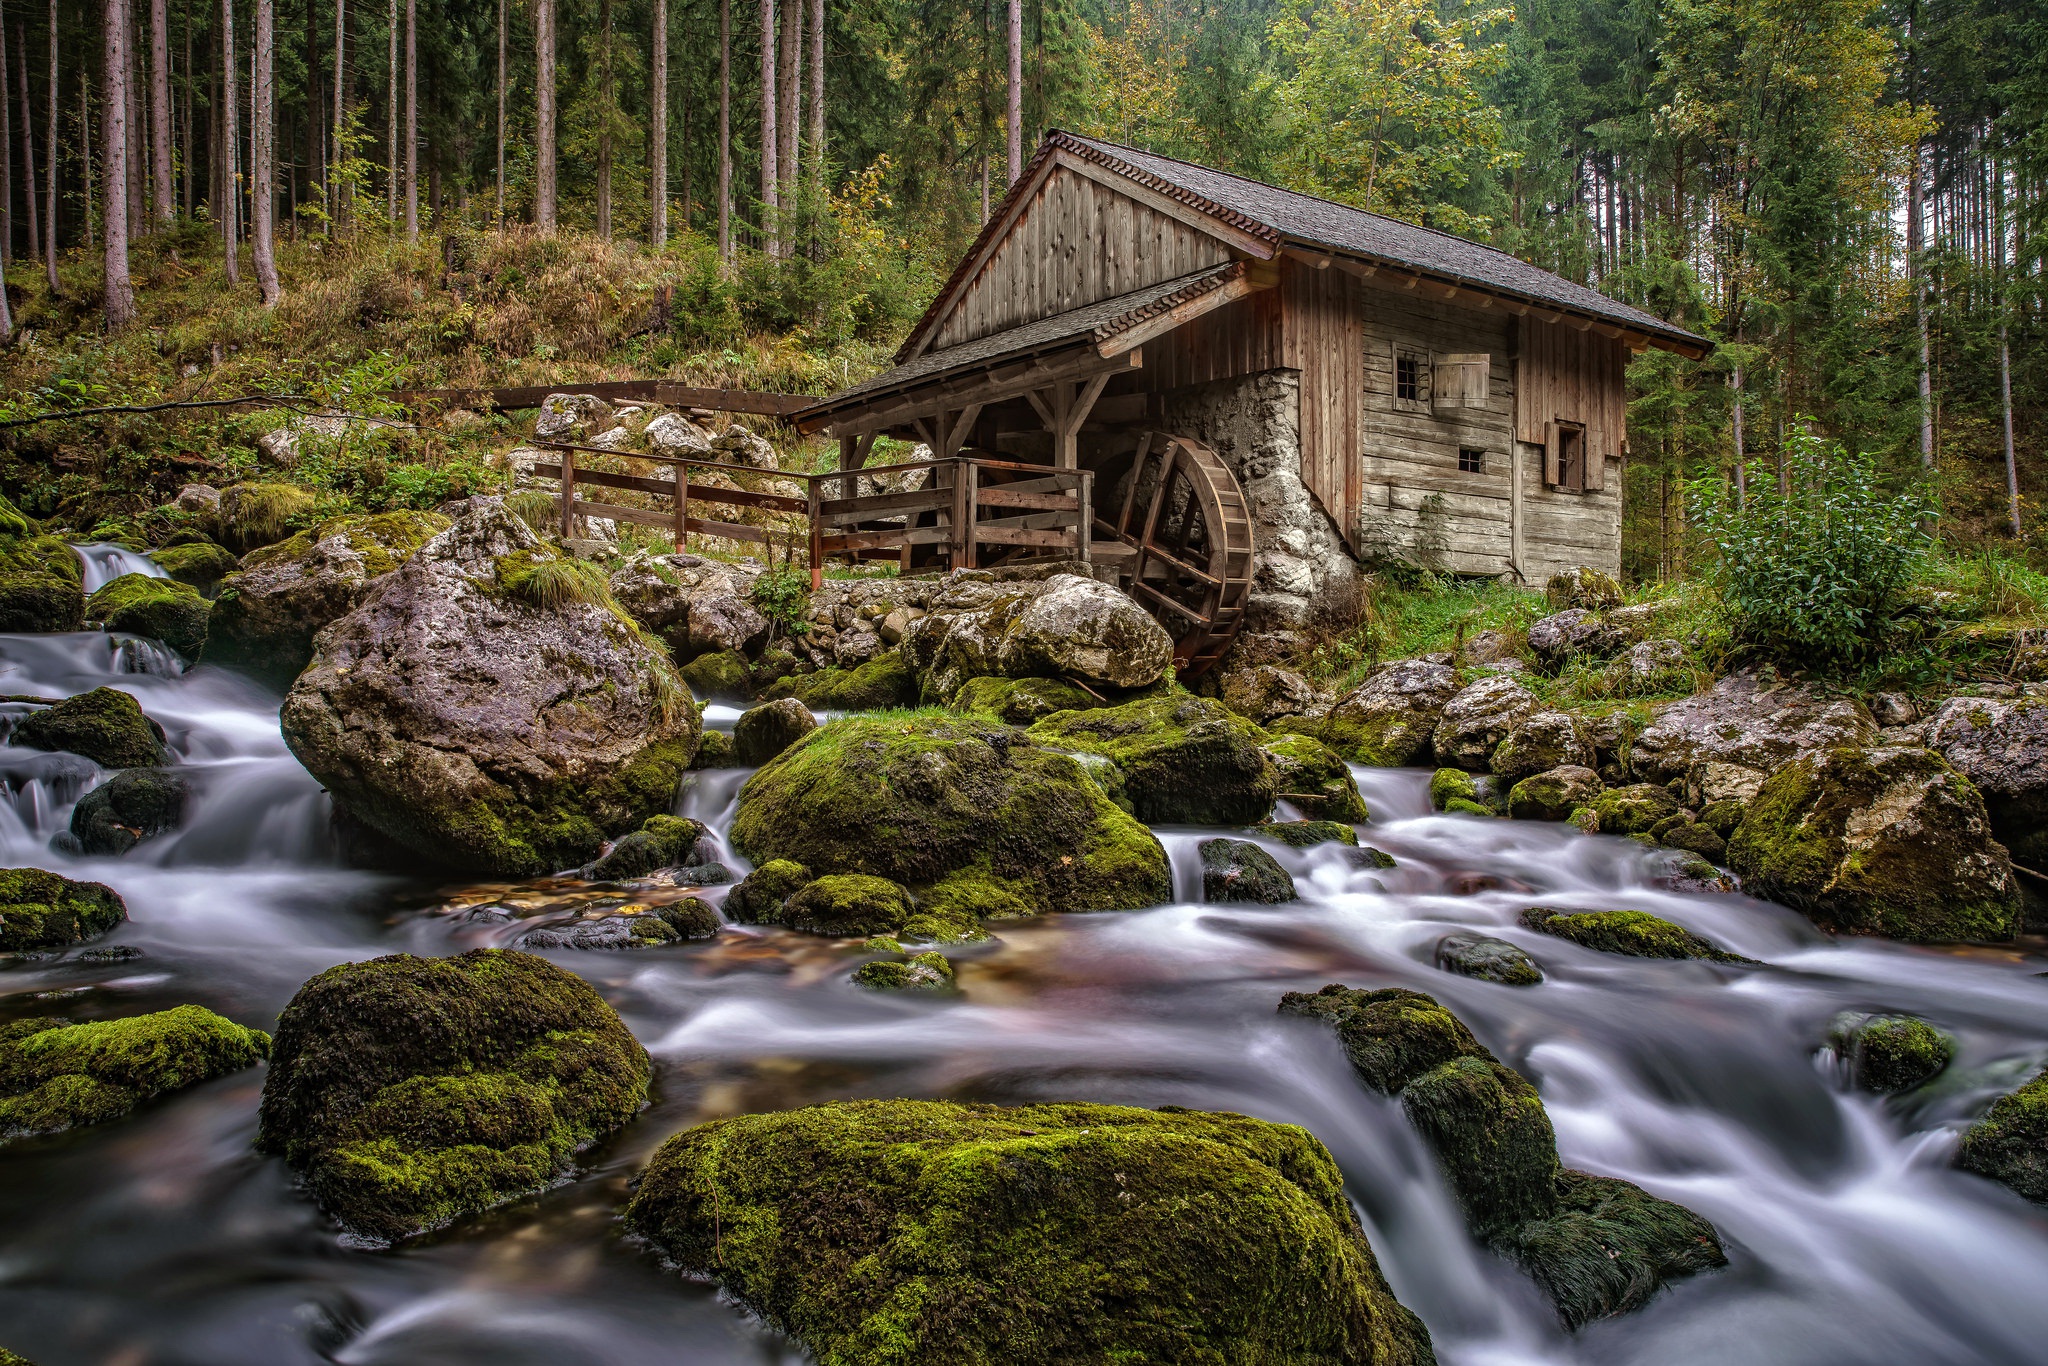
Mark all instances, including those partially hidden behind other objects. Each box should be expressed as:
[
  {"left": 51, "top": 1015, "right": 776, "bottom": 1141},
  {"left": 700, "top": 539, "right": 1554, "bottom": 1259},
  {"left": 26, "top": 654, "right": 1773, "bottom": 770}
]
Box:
[
  {"left": 1433, "top": 353, "right": 1489, "bottom": 408},
  {"left": 1584, "top": 443, "right": 1607, "bottom": 492},
  {"left": 1544, "top": 420, "right": 1563, "bottom": 489}
]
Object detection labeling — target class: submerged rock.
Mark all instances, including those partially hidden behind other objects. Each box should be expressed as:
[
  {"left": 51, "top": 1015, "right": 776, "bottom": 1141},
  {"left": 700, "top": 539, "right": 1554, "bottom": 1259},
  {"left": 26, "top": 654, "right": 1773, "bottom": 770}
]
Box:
[
  {"left": 280, "top": 502, "right": 699, "bottom": 877},
  {"left": 69, "top": 768, "right": 192, "bottom": 855},
  {"left": 1263, "top": 732, "right": 1371, "bottom": 823},
  {"left": 1199, "top": 838, "right": 1298, "bottom": 904},
  {"left": 87, "top": 573, "right": 209, "bottom": 657},
  {"left": 1435, "top": 931, "right": 1543, "bottom": 985},
  {"left": 202, "top": 511, "right": 449, "bottom": 685},
  {"left": 1958, "top": 1067, "right": 2048, "bottom": 1204},
  {"left": 1519, "top": 906, "right": 1753, "bottom": 964},
  {"left": 851, "top": 950, "right": 955, "bottom": 991},
  {"left": 1434, "top": 676, "right": 1540, "bottom": 772},
  {"left": 1726, "top": 745, "right": 2020, "bottom": 943},
  {"left": 1028, "top": 693, "right": 1278, "bottom": 826},
  {"left": 732, "top": 697, "right": 816, "bottom": 766},
  {"left": 1258, "top": 820, "right": 1359, "bottom": 848},
  {"left": 620, "top": 1098, "right": 1438, "bottom": 1366},
  {"left": 15, "top": 687, "right": 166, "bottom": 768},
  {"left": 1, "top": 1006, "right": 269, "bottom": 1142},
  {"left": 1317, "top": 659, "right": 1459, "bottom": 766},
  {"left": 582, "top": 814, "right": 707, "bottom": 881},
  {"left": 1280, "top": 984, "right": 1724, "bottom": 1327},
  {"left": 1826, "top": 1012, "right": 1954, "bottom": 1093},
  {"left": 1921, "top": 696, "right": 2048, "bottom": 868},
  {"left": 256, "top": 948, "right": 651, "bottom": 1244},
  {"left": 0, "top": 868, "right": 127, "bottom": 952}
]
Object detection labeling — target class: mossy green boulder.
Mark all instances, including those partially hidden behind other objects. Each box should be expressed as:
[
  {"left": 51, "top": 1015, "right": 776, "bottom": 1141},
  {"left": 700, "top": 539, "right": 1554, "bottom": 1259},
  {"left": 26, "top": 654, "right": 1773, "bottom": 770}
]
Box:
[
  {"left": 620, "top": 1098, "right": 1438, "bottom": 1366},
  {"left": 1, "top": 1006, "right": 269, "bottom": 1141},
  {"left": 724, "top": 858, "right": 813, "bottom": 922},
  {"left": 15, "top": 687, "right": 166, "bottom": 767},
  {"left": 731, "top": 712, "right": 1170, "bottom": 927},
  {"left": 851, "top": 950, "right": 956, "bottom": 991},
  {"left": 769, "top": 653, "right": 921, "bottom": 711},
  {"left": 1200, "top": 838, "right": 1297, "bottom": 904},
  {"left": 0, "top": 868, "right": 127, "bottom": 952},
  {"left": 0, "top": 533, "right": 84, "bottom": 633},
  {"left": 1727, "top": 745, "right": 2021, "bottom": 943},
  {"left": 150, "top": 539, "right": 239, "bottom": 595},
  {"left": 780, "top": 873, "right": 980, "bottom": 941},
  {"left": 68, "top": 768, "right": 191, "bottom": 854},
  {"left": 87, "top": 573, "right": 210, "bottom": 657},
  {"left": 1588, "top": 783, "right": 1686, "bottom": 836},
  {"left": 1826, "top": 1012, "right": 1954, "bottom": 1093},
  {"left": 202, "top": 510, "right": 449, "bottom": 686},
  {"left": 1281, "top": 984, "right": 1724, "bottom": 1327},
  {"left": 1958, "top": 1066, "right": 2048, "bottom": 1204},
  {"left": 1264, "top": 733, "right": 1370, "bottom": 823},
  {"left": 680, "top": 649, "right": 753, "bottom": 700},
  {"left": 1027, "top": 693, "right": 1279, "bottom": 826},
  {"left": 211, "top": 481, "right": 318, "bottom": 554},
  {"left": 1505, "top": 765, "right": 1601, "bottom": 822},
  {"left": 949, "top": 674, "right": 1099, "bottom": 724},
  {"left": 733, "top": 696, "right": 817, "bottom": 765},
  {"left": 1258, "top": 819, "right": 1359, "bottom": 848},
  {"left": 583, "top": 814, "right": 707, "bottom": 880},
  {"left": 1429, "top": 767, "right": 1482, "bottom": 812},
  {"left": 1316, "top": 660, "right": 1460, "bottom": 766},
  {"left": 1519, "top": 906, "right": 1754, "bottom": 964},
  {"left": 256, "top": 948, "right": 651, "bottom": 1244}
]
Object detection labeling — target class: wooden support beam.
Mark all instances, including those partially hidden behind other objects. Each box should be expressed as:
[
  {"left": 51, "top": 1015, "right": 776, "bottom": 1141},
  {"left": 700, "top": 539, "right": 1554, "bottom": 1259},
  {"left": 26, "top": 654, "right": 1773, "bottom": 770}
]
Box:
[
  {"left": 817, "top": 348, "right": 1141, "bottom": 439},
  {"left": 1098, "top": 268, "right": 1272, "bottom": 357}
]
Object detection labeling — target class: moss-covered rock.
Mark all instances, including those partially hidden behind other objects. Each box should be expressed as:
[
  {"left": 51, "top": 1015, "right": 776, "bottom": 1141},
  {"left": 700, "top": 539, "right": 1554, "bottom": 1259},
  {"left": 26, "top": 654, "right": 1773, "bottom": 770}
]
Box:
[
  {"left": 1519, "top": 906, "right": 1753, "bottom": 964},
  {"left": 1264, "top": 733, "right": 1370, "bottom": 823},
  {"left": 724, "top": 858, "right": 813, "bottom": 923},
  {"left": 731, "top": 712, "right": 1169, "bottom": 925},
  {"left": 1545, "top": 567, "right": 1624, "bottom": 612},
  {"left": 949, "top": 674, "right": 1099, "bottom": 725},
  {"left": 211, "top": 481, "right": 318, "bottom": 554},
  {"left": 15, "top": 687, "right": 166, "bottom": 767},
  {"left": 1588, "top": 783, "right": 1685, "bottom": 835},
  {"left": 620, "top": 1098, "right": 1438, "bottom": 1366},
  {"left": 1028, "top": 693, "right": 1279, "bottom": 826},
  {"left": 202, "top": 511, "right": 449, "bottom": 686},
  {"left": 1318, "top": 660, "right": 1460, "bottom": 766},
  {"left": 689, "top": 728, "right": 738, "bottom": 769},
  {"left": 679, "top": 649, "right": 753, "bottom": 701},
  {"left": 1727, "top": 745, "right": 2020, "bottom": 943},
  {"left": 1826, "top": 1012, "right": 1954, "bottom": 1093},
  {"left": 1443, "top": 797, "right": 1495, "bottom": 818},
  {"left": 1, "top": 1006, "right": 269, "bottom": 1141},
  {"left": 1257, "top": 820, "right": 1358, "bottom": 848},
  {"left": 1435, "top": 931, "right": 1543, "bottom": 986},
  {"left": 1430, "top": 767, "right": 1481, "bottom": 812},
  {"left": 851, "top": 950, "right": 956, "bottom": 991},
  {"left": 68, "top": 768, "right": 192, "bottom": 855},
  {"left": 584, "top": 814, "right": 708, "bottom": 881},
  {"left": 150, "top": 539, "right": 240, "bottom": 596},
  {"left": 1492, "top": 713, "right": 1596, "bottom": 787},
  {"left": 1199, "top": 838, "right": 1297, "bottom": 904},
  {"left": 0, "top": 534, "right": 84, "bottom": 633},
  {"left": 0, "top": 1345, "right": 38, "bottom": 1365},
  {"left": 0, "top": 868, "right": 127, "bottom": 952},
  {"left": 777, "top": 873, "right": 981, "bottom": 942},
  {"left": 1958, "top": 1066, "right": 2048, "bottom": 1203},
  {"left": 1280, "top": 984, "right": 1724, "bottom": 1327},
  {"left": 1506, "top": 766, "right": 1601, "bottom": 822},
  {"left": 256, "top": 948, "right": 651, "bottom": 1244},
  {"left": 1660, "top": 821, "right": 1726, "bottom": 863},
  {"left": 733, "top": 697, "right": 817, "bottom": 766},
  {"left": 86, "top": 573, "right": 210, "bottom": 657},
  {"left": 771, "top": 653, "right": 921, "bottom": 712},
  {"left": 1434, "top": 676, "right": 1540, "bottom": 772}
]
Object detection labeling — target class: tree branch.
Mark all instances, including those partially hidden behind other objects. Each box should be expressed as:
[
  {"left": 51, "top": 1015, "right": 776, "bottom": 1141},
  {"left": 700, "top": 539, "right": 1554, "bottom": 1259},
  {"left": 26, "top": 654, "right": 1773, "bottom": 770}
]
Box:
[{"left": 0, "top": 392, "right": 333, "bottom": 429}]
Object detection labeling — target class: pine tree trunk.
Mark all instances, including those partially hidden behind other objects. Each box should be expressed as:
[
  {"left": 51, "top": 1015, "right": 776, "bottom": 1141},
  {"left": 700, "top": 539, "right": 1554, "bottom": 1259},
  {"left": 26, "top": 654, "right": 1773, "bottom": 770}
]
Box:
[
  {"left": 716, "top": 0, "right": 729, "bottom": 264},
  {"left": 775, "top": 0, "right": 795, "bottom": 206},
  {"left": 150, "top": 0, "right": 169, "bottom": 219},
  {"left": 181, "top": 0, "right": 192, "bottom": 217},
  {"left": 3, "top": 18, "right": 14, "bottom": 273},
  {"left": 1911, "top": 140, "right": 1933, "bottom": 469},
  {"left": 127, "top": 1, "right": 142, "bottom": 238},
  {"left": 494, "top": 0, "right": 504, "bottom": 224},
  {"left": 649, "top": 0, "right": 665, "bottom": 245},
  {"left": 2001, "top": 325, "right": 2020, "bottom": 537},
  {"left": 402, "top": 0, "right": 415, "bottom": 240},
  {"left": 18, "top": 25, "right": 40, "bottom": 259},
  {"left": 332, "top": 0, "right": 344, "bottom": 232},
  {"left": 385, "top": 0, "right": 394, "bottom": 222},
  {"left": 46, "top": 0, "right": 58, "bottom": 287},
  {"left": 103, "top": 0, "right": 135, "bottom": 324},
  {"left": 81, "top": 63, "right": 94, "bottom": 248},
  {"left": 595, "top": 0, "right": 611, "bottom": 239},
  {"left": 756, "top": 0, "right": 773, "bottom": 255},
  {"left": 1005, "top": 0, "right": 1019, "bottom": 185},
  {"left": 252, "top": 0, "right": 276, "bottom": 302},
  {"left": 805, "top": 0, "right": 819, "bottom": 189},
  {"left": 219, "top": 0, "right": 236, "bottom": 279},
  {"left": 534, "top": 0, "right": 553, "bottom": 230}
]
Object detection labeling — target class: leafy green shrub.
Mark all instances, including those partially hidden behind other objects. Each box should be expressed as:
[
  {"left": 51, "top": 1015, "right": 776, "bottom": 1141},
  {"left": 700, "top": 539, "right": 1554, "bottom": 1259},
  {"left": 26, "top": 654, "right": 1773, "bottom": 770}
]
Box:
[
  {"left": 1692, "top": 430, "right": 1936, "bottom": 665},
  {"left": 367, "top": 459, "right": 501, "bottom": 511},
  {"left": 750, "top": 565, "right": 813, "bottom": 639}
]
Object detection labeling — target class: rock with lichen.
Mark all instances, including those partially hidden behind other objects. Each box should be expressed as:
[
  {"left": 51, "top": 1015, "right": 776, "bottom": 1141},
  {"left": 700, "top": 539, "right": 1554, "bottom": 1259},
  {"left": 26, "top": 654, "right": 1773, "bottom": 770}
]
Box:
[
  {"left": 1826, "top": 1012, "right": 1953, "bottom": 1093},
  {"left": 87, "top": 573, "right": 210, "bottom": 657},
  {"left": 1434, "top": 931, "right": 1543, "bottom": 985},
  {"left": 0, "top": 868, "right": 128, "bottom": 952},
  {"left": 1, "top": 1005, "right": 268, "bottom": 1143},
  {"left": 1958, "top": 1066, "right": 2048, "bottom": 1204},
  {"left": 851, "top": 950, "right": 956, "bottom": 991},
  {"left": 620, "top": 1097, "right": 1439, "bottom": 1366},
  {"left": 1434, "top": 676, "right": 1540, "bottom": 772},
  {"left": 1519, "top": 906, "right": 1754, "bottom": 963},
  {"left": 1315, "top": 660, "right": 1460, "bottom": 766},
  {"left": 1028, "top": 693, "right": 1279, "bottom": 826},
  {"left": 733, "top": 697, "right": 817, "bottom": 766},
  {"left": 1921, "top": 696, "right": 2048, "bottom": 869},
  {"left": 15, "top": 688, "right": 166, "bottom": 768},
  {"left": 1506, "top": 765, "right": 1601, "bottom": 822},
  {"left": 1199, "top": 838, "right": 1297, "bottom": 904},
  {"left": 256, "top": 948, "right": 650, "bottom": 1244},
  {"left": 1262, "top": 732, "right": 1370, "bottom": 823}
]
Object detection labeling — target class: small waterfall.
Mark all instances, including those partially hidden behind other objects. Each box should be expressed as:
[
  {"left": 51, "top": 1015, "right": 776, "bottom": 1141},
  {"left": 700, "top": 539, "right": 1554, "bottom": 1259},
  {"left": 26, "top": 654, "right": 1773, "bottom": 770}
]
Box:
[{"left": 71, "top": 541, "right": 171, "bottom": 593}]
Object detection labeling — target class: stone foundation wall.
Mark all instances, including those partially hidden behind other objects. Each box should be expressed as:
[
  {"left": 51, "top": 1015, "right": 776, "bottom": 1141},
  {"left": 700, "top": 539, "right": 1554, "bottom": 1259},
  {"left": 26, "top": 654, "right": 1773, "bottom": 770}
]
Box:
[{"left": 1154, "top": 370, "right": 1361, "bottom": 658}]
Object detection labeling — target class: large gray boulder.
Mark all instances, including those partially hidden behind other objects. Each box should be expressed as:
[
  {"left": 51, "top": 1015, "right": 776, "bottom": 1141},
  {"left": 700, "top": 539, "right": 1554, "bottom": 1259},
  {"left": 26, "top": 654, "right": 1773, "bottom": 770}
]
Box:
[
  {"left": 280, "top": 501, "right": 700, "bottom": 876},
  {"left": 1434, "top": 675, "right": 1540, "bottom": 771},
  {"left": 1727, "top": 745, "right": 2021, "bottom": 943},
  {"left": 910, "top": 573, "right": 1173, "bottom": 699},
  {"left": 607, "top": 551, "right": 768, "bottom": 660},
  {"left": 1630, "top": 670, "right": 1878, "bottom": 794},
  {"left": 1491, "top": 711, "right": 1595, "bottom": 787},
  {"left": 203, "top": 511, "right": 450, "bottom": 686},
  {"left": 1317, "top": 659, "right": 1459, "bottom": 765},
  {"left": 1922, "top": 696, "right": 2048, "bottom": 867},
  {"left": 1526, "top": 609, "right": 1630, "bottom": 672}
]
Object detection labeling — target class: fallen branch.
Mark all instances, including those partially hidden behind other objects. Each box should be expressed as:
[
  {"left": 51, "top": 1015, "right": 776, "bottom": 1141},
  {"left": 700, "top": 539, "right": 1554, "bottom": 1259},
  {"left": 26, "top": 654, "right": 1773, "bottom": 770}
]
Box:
[{"left": 0, "top": 393, "right": 327, "bottom": 429}]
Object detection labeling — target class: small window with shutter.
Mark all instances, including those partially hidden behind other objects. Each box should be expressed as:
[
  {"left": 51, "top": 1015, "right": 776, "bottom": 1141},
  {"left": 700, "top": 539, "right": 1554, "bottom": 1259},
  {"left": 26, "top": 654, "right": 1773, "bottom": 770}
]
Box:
[
  {"left": 1433, "top": 353, "right": 1490, "bottom": 409},
  {"left": 1545, "top": 420, "right": 1591, "bottom": 492}
]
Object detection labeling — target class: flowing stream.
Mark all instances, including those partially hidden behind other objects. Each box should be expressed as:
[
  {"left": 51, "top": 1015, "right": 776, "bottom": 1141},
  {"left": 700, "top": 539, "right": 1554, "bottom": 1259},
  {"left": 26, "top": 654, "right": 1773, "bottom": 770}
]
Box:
[{"left": 5, "top": 552, "right": 2048, "bottom": 1365}]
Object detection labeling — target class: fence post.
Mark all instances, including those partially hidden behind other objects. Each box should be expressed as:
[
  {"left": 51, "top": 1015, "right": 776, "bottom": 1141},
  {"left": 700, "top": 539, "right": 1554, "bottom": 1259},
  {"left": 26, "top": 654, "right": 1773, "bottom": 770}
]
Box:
[
  {"left": 559, "top": 447, "right": 576, "bottom": 540},
  {"left": 1077, "top": 469, "right": 1093, "bottom": 567},
  {"left": 806, "top": 478, "right": 824, "bottom": 591},
  {"left": 958, "top": 461, "right": 979, "bottom": 571},
  {"left": 674, "top": 462, "right": 689, "bottom": 551}
]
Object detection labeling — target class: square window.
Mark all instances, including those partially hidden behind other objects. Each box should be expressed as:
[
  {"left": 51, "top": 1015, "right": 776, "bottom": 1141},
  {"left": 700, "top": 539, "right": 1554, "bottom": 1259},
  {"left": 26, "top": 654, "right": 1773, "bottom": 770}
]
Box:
[
  {"left": 1458, "top": 447, "right": 1485, "bottom": 474},
  {"left": 1396, "top": 354, "right": 1419, "bottom": 402}
]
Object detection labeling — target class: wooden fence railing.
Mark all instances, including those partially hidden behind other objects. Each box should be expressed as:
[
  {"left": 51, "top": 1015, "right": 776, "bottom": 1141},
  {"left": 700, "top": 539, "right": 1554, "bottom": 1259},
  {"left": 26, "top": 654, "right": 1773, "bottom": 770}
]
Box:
[
  {"left": 397, "top": 380, "right": 815, "bottom": 419},
  {"left": 532, "top": 440, "right": 1093, "bottom": 587}
]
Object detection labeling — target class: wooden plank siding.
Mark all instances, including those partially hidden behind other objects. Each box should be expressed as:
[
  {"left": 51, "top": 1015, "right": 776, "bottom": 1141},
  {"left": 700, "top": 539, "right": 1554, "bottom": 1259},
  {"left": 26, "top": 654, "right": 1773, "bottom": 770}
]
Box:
[
  {"left": 930, "top": 166, "right": 1233, "bottom": 352},
  {"left": 1282, "top": 264, "right": 1365, "bottom": 550},
  {"left": 1514, "top": 317, "right": 1629, "bottom": 474}
]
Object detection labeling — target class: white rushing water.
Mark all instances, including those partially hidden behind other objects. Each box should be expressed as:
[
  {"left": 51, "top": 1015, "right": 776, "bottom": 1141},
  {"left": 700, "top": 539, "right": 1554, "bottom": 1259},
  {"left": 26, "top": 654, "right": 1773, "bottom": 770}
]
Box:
[{"left": 3, "top": 550, "right": 2048, "bottom": 1365}]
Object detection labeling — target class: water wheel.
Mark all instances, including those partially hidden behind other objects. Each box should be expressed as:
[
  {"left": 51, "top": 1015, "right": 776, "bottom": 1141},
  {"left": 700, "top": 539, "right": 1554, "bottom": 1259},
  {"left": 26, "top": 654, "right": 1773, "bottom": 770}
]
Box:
[{"left": 1105, "top": 433, "right": 1255, "bottom": 676}]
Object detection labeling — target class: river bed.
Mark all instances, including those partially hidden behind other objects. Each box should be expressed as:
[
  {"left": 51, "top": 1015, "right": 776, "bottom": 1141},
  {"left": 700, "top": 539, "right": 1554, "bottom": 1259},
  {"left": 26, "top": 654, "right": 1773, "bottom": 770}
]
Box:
[{"left": 3, "top": 566, "right": 2048, "bottom": 1365}]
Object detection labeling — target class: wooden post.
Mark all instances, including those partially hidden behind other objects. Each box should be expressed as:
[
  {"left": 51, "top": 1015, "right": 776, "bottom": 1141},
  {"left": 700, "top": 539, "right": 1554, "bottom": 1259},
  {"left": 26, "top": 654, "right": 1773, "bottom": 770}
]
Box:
[
  {"left": 558, "top": 446, "right": 576, "bottom": 538},
  {"left": 805, "top": 477, "right": 823, "bottom": 590},
  {"left": 960, "top": 461, "right": 979, "bottom": 570},
  {"left": 673, "top": 462, "right": 688, "bottom": 550},
  {"left": 1076, "top": 469, "right": 1093, "bottom": 566}
]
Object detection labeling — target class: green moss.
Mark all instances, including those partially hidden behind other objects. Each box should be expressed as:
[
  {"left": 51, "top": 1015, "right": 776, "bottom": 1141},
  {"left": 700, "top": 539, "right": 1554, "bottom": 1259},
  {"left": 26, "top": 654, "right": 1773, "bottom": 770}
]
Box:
[
  {"left": 1430, "top": 768, "right": 1480, "bottom": 812},
  {"left": 585, "top": 814, "right": 707, "bottom": 880},
  {"left": 241, "top": 510, "right": 448, "bottom": 577},
  {"left": 1588, "top": 783, "right": 1685, "bottom": 836},
  {"left": 690, "top": 728, "right": 738, "bottom": 769},
  {"left": 1959, "top": 1066, "right": 2048, "bottom": 1203},
  {"left": 620, "top": 1098, "right": 1438, "bottom": 1366},
  {"left": 1501, "top": 1171, "right": 1729, "bottom": 1330},
  {"left": 724, "top": 859, "right": 814, "bottom": 923},
  {"left": 495, "top": 549, "right": 616, "bottom": 611},
  {"left": 1280, "top": 985, "right": 1487, "bottom": 1094},
  {"left": 1264, "top": 733, "right": 1371, "bottom": 823},
  {"left": 771, "top": 654, "right": 921, "bottom": 711},
  {"left": 213, "top": 482, "right": 317, "bottom": 553},
  {"left": 256, "top": 948, "right": 651, "bottom": 1244},
  {"left": 0, "top": 1006, "right": 269, "bottom": 1142},
  {"left": 86, "top": 573, "right": 210, "bottom": 657},
  {"left": 1505, "top": 769, "right": 1598, "bottom": 822},
  {"left": 1401, "top": 1054, "right": 1560, "bottom": 1233},
  {"left": 1519, "top": 907, "right": 1754, "bottom": 963},
  {"left": 0, "top": 1345, "right": 38, "bottom": 1365},
  {"left": 1200, "top": 838, "right": 1298, "bottom": 904},
  {"left": 851, "top": 950, "right": 956, "bottom": 991},
  {"left": 680, "top": 649, "right": 753, "bottom": 701},
  {"left": 0, "top": 535, "right": 85, "bottom": 632},
  {"left": 731, "top": 712, "right": 1170, "bottom": 924},
  {"left": 0, "top": 491, "right": 36, "bottom": 537},
  {"left": 430, "top": 735, "right": 699, "bottom": 878},
  {"left": 0, "top": 868, "right": 127, "bottom": 952},
  {"left": 1028, "top": 693, "right": 1279, "bottom": 826},
  {"left": 1444, "top": 797, "right": 1495, "bottom": 818},
  {"left": 782, "top": 874, "right": 964, "bottom": 940},
  {"left": 0, "top": 534, "right": 81, "bottom": 582},
  {"left": 1826, "top": 1012, "right": 1954, "bottom": 1093},
  {"left": 150, "top": 539, "right": 240, "bottom": 595},
  {"left": 15, "top": 687, "right": 166, "bottom": 768},
  {"left": 949, "top": 674, "right": 1099, "bottom": 724},
  {"left": 1257, "top": 820, "right": 1359, "bottom": 848},
  {"left": 733, "top": 697, "right": 817, "bottom": 765}
]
